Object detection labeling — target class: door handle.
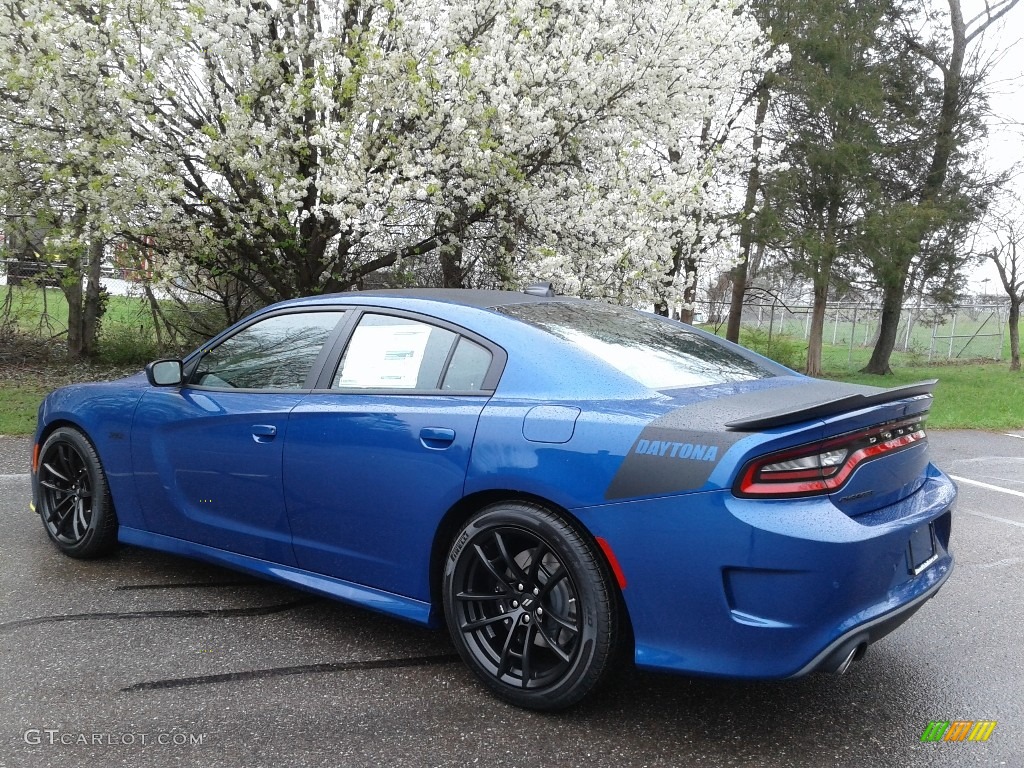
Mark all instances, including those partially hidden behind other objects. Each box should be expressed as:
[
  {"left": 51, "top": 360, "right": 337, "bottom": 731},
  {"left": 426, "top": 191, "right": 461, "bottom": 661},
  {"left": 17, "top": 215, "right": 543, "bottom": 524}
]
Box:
[
  {"left": 420, "top": 427, "right": 456, "bottom": 449},
  {"left": 252, "top": 424, "right": 278, "bottom": 443}
]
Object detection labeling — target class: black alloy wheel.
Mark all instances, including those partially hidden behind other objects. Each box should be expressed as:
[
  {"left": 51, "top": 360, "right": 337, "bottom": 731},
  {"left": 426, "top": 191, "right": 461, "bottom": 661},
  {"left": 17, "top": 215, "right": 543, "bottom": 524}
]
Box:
[
  {"left": 36, "top": 427, "right": 118, "bottom": 558},
  {"left": 443, "top": 502, "right": 619, "bottom": 710}
]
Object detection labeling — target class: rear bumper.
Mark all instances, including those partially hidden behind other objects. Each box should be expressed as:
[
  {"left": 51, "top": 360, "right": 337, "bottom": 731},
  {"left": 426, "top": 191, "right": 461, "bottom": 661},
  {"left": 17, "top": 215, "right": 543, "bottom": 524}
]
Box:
[
  {"left": 789, "top": 560, "right": 950, "bottom": 676},
  {"left": 574, "top": 463, "right": 956, "bottom": 679}
]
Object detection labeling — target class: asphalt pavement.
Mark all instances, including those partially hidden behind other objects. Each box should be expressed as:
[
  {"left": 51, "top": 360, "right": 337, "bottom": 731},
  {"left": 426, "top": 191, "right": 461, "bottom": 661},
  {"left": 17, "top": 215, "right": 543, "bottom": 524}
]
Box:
[{"left": 1, "top": 430, "right": 1021, "bottom": 768}]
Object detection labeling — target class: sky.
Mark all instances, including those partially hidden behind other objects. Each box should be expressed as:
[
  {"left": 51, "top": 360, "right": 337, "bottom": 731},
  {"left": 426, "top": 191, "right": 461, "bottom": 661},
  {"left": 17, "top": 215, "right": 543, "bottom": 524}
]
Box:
[{"left": 961, "top": 0, "right": 1023, "bottom": 293}]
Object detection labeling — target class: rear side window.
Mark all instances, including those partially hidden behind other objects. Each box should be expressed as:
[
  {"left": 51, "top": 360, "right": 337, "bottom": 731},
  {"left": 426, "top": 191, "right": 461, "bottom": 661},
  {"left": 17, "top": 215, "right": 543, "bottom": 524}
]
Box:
[
  {"left": 497, "top": 302, "right": 775, "bottom": 389},
  {"left": 334, "top": 314, "right": 492, "bottom": 391},
  {"left": 442, "top": 337, "right": 492, "bottom": 391}
]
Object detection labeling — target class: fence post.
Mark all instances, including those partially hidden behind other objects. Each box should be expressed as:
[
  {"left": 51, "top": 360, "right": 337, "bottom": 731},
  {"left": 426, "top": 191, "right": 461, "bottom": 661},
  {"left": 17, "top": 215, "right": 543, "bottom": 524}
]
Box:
[
  {"left": 848, "top": 306, "right": 858, "bottom": 367},
  {"left": 999, "top": 305, "right": 1006, "bottom": 361}
]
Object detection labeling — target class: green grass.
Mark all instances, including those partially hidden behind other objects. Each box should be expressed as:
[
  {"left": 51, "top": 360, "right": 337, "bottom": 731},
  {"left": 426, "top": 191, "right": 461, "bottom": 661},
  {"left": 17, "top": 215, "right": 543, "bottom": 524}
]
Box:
[
  {"left": 0, "top": 384, "right": 46, "bottom": 435},
  {"left": 3, "top": 284, "right": 157, "bottom": 335},
  {"left": 0, "top": 362, "right": 140, "bottom": 436},
  {"left": 2, "top": 284, "right": 175, "bottom": 366},
  {"left": 710, "top": 325, "right": 1022, "bottom": 429},
  {"left": 824, "top": 363, "right": 1024, "bottom": 430}
]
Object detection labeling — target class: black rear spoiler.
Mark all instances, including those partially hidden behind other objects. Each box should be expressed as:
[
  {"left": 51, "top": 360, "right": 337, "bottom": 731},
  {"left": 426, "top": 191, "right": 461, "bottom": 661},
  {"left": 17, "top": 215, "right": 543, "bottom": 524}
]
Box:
[{"left": 724, "top": 380, "right": 937, "bottom": 432}]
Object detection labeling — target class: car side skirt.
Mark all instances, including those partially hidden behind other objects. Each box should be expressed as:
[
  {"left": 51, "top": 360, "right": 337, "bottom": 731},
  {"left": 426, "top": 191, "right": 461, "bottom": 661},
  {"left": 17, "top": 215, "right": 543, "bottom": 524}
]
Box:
[{"left": 117, "top": 527, "right": 434, "bottom": 626}]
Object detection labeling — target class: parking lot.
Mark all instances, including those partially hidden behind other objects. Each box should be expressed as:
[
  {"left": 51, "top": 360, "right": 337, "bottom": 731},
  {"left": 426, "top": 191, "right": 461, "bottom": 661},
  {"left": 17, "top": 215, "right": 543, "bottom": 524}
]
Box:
[{"left": 1, "top": 430, "right": 1022, "bottom": 768}]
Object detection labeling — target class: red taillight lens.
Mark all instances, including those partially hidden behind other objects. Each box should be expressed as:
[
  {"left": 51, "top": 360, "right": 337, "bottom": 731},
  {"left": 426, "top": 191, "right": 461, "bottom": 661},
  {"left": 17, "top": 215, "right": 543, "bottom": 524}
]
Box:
[{"left": 735, "top": 417, "right": 927, "bottom": 498}]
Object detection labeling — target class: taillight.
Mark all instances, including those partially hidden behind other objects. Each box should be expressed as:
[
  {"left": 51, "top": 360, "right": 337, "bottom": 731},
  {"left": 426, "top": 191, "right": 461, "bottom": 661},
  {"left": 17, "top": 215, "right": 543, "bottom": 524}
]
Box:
[{"left": 735, "top": 417, "right": 927, "bottom": 498}]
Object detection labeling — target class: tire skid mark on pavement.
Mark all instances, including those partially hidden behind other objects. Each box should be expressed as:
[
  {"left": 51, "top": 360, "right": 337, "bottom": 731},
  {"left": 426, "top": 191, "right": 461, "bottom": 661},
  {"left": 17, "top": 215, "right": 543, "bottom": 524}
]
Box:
[
  {"left": 122, "top": 653, "right": 461, "bottom": 692},
  {"left": 0, "top": 597, "right": 318, "bottom": 633}
]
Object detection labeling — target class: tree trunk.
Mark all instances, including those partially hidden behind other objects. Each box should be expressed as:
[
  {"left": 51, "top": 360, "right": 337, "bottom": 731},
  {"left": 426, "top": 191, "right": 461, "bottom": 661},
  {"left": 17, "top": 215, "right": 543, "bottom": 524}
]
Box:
[
  {"left": 806, "top": 280, "right": 828, "bottom": 377},
  {"left": 725, "top": 272, "right": 746, "bottom": 342},
  {"left": 860, "top": 282, "right": 904, "bottom": 374},
  {"left": 64, "top": 247, "right": 85, "bottom": 359},
  {"left": 726, "top": 84, "right": 770, "bottom": 344},
  {"left": 679, "top": 256, "right": 697, "bottom": 324},
  {"left": 81, "top": 235, "right": 104, "bottom": 356},
  {"left": 439, "top": 247, "right": 464, "bottom": 288},
  {"left": 1010, "top": 299, "right": 1021, "bottom": 372}
]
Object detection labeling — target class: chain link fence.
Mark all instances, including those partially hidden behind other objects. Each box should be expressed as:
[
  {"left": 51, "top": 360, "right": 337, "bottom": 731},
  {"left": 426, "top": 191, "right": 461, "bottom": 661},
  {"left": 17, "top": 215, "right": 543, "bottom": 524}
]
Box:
[{"left": 695, "top": 299, "right": 1010, "bottom": 366}]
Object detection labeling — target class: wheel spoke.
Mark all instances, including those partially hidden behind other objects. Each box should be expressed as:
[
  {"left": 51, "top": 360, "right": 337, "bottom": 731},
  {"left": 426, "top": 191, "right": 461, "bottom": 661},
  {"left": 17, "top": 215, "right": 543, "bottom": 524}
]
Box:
[
  {"left": 49, "top": 495, "right": 75, "bottom": 521},
  {"left": 456, "top": 590, "right": 505, "bottom": 602},
  {"left": 53, "top": 503, "right": 76, "bottom": 536},
  {"left": 544, "top": 608, "right": 578, "bottom": 633},
  {"left": 493, "top": 532, "right": 528, "bottom": 583},
  {"left": 495, "top": 620, "right": 520, "bottom": 678},
  {"left": 527, "top": 543, "right": 549, "bottom": 582},
  {"left": 538, "top": 566, "right": 568, "bottom": 598},
  {"left": 520, "top": 623, "right": 537, "bottom": 688},
  {"left": 73, "top": 499, "right": 88, "bottom": 540},
  {"left": 536, "top": 621, "right": 574, "bottom": 662},
  {"left": 42, "top": 462, "right": 70, "bottom": 484},
  {"left": 472, "top": 543, "right": 512, "bottom": 589},
  {"left": 41, "top": 479, "right": 73, "bottom": 496},
  {"left": 460, "top": 613, "right": 512, "bottom": 632},
  {"left": 57, "top": 444, "right": 74, "bottom": 479}
]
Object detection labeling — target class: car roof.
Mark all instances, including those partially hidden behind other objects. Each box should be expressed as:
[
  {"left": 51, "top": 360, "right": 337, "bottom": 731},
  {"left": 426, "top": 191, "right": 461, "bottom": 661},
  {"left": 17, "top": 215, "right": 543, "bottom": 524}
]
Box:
[{"left": 279, "top": 288, "right": 580, "bottom": 310}]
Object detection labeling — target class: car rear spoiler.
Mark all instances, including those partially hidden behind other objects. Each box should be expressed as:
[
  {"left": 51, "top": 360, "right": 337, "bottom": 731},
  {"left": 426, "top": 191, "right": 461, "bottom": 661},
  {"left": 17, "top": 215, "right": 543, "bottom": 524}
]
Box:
[{"left": 724, "top": 380, "right": 937, "bottom": 432}]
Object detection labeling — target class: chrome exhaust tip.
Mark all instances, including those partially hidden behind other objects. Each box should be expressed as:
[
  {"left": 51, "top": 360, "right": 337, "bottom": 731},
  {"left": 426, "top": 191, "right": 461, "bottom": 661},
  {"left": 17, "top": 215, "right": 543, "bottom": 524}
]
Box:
[{"left": 834, "top": 646, "right": 859, "bottom": 675}]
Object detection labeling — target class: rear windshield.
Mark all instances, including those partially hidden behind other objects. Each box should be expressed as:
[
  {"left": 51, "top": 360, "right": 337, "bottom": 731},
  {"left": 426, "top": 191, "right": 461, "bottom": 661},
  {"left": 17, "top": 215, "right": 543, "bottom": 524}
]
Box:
[{"left": 497, "top": 302, "right": 777, "bottom": 389}]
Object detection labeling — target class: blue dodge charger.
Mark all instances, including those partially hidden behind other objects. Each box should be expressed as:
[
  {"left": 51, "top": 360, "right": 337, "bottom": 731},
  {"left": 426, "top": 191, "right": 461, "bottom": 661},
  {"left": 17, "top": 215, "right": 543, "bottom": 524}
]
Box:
[{"left": 31, "top": 289, "right": 955, "bottom": 709}]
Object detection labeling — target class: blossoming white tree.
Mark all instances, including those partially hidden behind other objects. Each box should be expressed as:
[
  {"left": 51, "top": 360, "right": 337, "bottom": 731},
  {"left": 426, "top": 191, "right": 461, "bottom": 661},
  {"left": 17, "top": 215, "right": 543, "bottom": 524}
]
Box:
[{"left": 1, "top": 0, "right": 770, "bottom": 314}]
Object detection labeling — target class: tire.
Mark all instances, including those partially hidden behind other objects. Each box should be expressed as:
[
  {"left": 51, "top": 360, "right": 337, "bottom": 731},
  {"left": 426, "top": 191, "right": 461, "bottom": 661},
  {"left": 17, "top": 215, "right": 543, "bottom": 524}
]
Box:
[
  {"left": 35, "top": 427, "right": 119, "bottom": 558},
  {"left": 442, "top": 502, "right": 619, "bottom": 710}
]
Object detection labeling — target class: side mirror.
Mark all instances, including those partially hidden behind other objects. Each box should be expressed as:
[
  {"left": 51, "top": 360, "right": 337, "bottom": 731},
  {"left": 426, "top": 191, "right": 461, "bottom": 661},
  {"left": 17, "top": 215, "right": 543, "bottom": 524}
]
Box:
[{"left": 145, "top": 359, "right": 184, "bottom": 387}]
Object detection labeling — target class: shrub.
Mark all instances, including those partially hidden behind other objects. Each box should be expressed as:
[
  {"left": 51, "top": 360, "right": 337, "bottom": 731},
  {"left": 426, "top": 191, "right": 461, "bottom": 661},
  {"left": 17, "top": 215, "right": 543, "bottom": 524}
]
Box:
[
  {"left": 739, "top": 327, "right": 807, "bottom": 371},
  {"left": 97, "top": 323, "right": 159, "bottom": 366}
]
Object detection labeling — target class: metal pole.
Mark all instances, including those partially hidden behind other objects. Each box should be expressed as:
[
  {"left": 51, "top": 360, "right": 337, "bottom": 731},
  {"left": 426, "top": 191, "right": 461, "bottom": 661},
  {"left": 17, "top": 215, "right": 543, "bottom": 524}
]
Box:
[
  {"left": 848, "top": 306, "right": 858, "bottom": 367},
  {"left": 999, "top": 304, "right": 1006, "bottom": 361},
  {"left": 948, "top": 313, "right": 956, "bottom": 359}
]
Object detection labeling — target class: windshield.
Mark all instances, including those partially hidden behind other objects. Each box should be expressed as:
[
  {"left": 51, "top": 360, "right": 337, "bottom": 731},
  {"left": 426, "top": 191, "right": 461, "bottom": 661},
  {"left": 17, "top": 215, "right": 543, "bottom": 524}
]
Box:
[{"left": 497, "top": 302, "right": 777, "bottom": 389}]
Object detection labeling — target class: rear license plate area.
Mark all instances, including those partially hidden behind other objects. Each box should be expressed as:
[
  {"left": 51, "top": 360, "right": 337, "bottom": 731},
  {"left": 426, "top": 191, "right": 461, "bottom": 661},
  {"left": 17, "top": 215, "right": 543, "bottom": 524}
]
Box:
[{"left": 907, "top": 523, "right": 938, "bottom": 576}]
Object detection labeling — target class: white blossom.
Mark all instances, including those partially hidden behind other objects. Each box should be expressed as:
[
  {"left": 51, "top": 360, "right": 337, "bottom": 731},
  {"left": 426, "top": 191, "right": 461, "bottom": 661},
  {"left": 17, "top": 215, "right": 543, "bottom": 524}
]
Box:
[{"left": 0, "top": 0, "right": 773, "bottom": 304}]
